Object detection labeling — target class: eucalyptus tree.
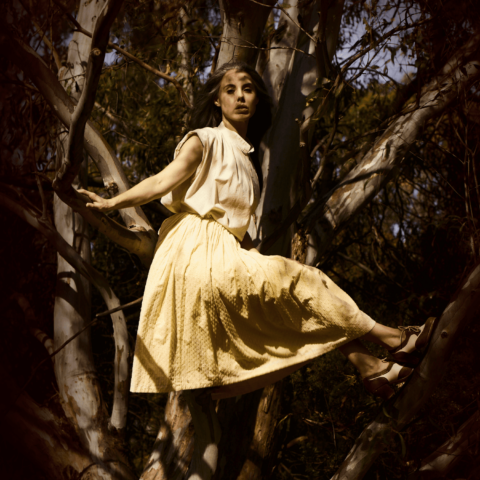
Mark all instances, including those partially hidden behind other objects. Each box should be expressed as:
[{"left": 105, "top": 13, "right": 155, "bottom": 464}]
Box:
[{"left": 1, "top": 0, "right": 479, "bottom": 479}]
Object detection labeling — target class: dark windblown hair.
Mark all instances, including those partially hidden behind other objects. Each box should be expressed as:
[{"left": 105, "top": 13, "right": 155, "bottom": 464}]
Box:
[{"left": 187, "top": 61, "right": 272, "bottom": 191}]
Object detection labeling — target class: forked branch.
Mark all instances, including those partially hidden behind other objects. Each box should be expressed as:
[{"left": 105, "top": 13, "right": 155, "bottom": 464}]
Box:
[
  {"left": 303, "top": 28, "right": 480, "bottom": 259},
  {"left": 0, "top": 21, "right": 154, "bottom": 237}
]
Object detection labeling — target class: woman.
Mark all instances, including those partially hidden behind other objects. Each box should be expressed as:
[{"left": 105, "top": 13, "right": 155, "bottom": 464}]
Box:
[{"left": 79, "top": 61, "right": 436, "bottom": 402}]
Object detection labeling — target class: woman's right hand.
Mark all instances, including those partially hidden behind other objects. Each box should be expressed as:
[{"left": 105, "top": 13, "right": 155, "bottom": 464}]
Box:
[{"left": 77, "top": 188, "right": 114, "bottom": 213}]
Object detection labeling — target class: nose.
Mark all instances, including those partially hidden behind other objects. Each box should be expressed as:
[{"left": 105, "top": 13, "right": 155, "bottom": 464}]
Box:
[{"left": 236, "top": 89, "right": 245, "bottom": 102}]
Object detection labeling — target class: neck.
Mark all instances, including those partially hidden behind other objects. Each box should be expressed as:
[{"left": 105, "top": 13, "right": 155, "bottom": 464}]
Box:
[{"left": 222, "top": 117, "right": 249, "bottom": 139}]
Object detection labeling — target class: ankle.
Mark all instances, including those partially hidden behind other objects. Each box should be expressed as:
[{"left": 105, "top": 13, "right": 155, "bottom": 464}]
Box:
[
  {"left": 359, "top": 357, "right": 386, "bottom": 378},
  {"left": 384, "top": 329, "right": 402, "bottom": 351}
]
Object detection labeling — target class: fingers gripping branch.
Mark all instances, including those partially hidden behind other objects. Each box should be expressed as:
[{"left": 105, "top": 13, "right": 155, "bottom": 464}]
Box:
[{"left": 53, "top": 0, "right": 125, "bottom": 192}]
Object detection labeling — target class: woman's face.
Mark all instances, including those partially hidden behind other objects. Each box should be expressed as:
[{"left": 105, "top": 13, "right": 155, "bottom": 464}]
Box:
[{"left": 214, "top": 69, "right": 259, "bottom": 125}]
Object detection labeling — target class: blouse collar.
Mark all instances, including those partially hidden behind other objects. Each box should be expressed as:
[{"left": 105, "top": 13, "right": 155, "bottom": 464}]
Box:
[{"left": 217, "top": 122, "right": 255, "bottom": 155}]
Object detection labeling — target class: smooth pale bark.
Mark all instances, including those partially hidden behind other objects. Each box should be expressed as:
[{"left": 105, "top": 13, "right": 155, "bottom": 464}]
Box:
[
  {"left": 261, "top": 4, "right": 301, "bottom": 113},
  {"left": 0, "top": 186, "right": 135, "bottom": 479},
  {"left": 0, "top": 25, "right": 155, "bottom": 239},
  {"left": 0, "top": 365, "right": 104, "bottom": 480},
  {"left": 411, "top": 410, "right": 480, "bottom": 479},
  {"left": 50, "top": 2, "right": 134, "bottom": 478},
  {"left": 217, "top": 0, "right": 277, "bottom": 67},
  {"left": 255, "top": 0, "right": 345, "bottom": 256},
  {"left": 140, "top": 392, "right": 194, "bottom": 480},
  {"left": 330, "top": 261, "right": 480, "bottom": 480},
  {"left": 304, "top": 29, "right": 480, "bottom": 263}
]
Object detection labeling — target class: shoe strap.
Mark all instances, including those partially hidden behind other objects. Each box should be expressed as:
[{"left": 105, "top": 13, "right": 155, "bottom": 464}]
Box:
[{"left": 395, "top": 325, "right": 423, "bottom": 355}]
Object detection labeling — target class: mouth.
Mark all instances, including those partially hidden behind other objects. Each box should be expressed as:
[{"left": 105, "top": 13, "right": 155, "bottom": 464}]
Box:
[{"left": 235, "top": 106, "right": 249, "bottom": 112}]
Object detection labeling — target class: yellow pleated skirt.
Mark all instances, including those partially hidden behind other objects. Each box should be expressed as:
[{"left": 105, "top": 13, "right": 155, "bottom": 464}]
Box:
[{"left": 130, "top": 212, "right": 376, "bottom": 394}]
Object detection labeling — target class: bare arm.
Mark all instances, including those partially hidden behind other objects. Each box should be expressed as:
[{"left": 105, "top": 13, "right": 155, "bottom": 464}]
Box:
[{"left": 78, "top": 136, "right": 203, "bottom": 212}]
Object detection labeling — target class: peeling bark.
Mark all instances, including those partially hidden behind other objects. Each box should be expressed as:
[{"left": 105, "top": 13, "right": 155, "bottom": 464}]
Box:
[
  {"left": 236, "top": 383, "right": 283, "bottom": 480},
  {"left": 330, "top": 261, "right": 480, "bottom": 480}
]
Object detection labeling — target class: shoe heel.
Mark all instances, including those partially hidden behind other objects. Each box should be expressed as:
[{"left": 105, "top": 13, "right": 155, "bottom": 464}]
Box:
[{"left": 373, "top": 384, "right": 395, "bottom": 400}]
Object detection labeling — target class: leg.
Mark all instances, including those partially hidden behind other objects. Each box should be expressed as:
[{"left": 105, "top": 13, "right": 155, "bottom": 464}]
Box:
[
  {"left": 338, "top": 339, "right": 386, "bottom": 378},
  {"left": 339, "top": 339, "right": 413, "bottom": 399},
  {"left": 338, "top": 323, "right": 404, "bottom": 377},
  {"left": 361, "top": 323, "right": 401, "bottom": 350}
]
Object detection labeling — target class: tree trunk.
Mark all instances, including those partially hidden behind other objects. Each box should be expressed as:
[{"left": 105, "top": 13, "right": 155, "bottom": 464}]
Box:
[
  {"left": 217, "top": 0, "right": 277, "bottom": 67},
  {"left": 410, "top": 409, "right": 480, "bottom": 479},
  {"left": 140, "top": 392, "right": 194, "bottom": 480},
  {"left": 256, "top": 0, "right": 345, "bottom": 256},
  {"left": 330, "top": 260, "right": 480, "bottom": 480},
  {"left": 303, "top": 29, "right": 480, "bottom": 263},
  {"left": 0, "top": 365, "right": 104, "bottom": 480},
  {"left": 53, "top": 2, "right": 134, "bottom": 478}
]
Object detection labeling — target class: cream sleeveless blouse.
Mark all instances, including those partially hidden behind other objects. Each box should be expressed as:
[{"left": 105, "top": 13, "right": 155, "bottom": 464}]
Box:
[{"left": 161, "top": 122, "right": 260, "bottom": 241}]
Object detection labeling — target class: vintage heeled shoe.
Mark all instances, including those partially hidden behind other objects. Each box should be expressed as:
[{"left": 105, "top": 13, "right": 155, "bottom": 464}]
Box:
[
  {"left": 389, "top": 317, "right": 438, "bottom": 366},
  {"left": 362, "top": 361, "right": 413, "bottom": 400}
]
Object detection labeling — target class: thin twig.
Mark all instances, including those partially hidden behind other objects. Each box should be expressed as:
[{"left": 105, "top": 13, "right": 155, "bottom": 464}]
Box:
[
  {"left": 324, "top": 392, "right": 337, "bottom": 450},
  {"left": 221, "top": 37, "right": 315, "bottom": 58},
  {"left": 340, "top": 18, "right": 432, "bottom": 75},
  {"left": 247, "top": 0, "right": 317, "bottom": 44},
  {"left": 18, "top": 0, "right": 62, "bottom": 70},
  {"left": 96, "top": 296, "right": 143, "bottom": 317},
  {"left": 52, "top": 0, "right": 192, "bottom": 108}
]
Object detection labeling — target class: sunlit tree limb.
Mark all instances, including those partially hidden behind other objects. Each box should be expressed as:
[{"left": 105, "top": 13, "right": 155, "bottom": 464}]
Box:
[{"left": 331, "top": 260, "right": 480, "bottom": 480}]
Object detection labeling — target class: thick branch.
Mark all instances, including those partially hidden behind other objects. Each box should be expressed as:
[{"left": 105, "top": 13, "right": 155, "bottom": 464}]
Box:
[
  {"left": 303, "top": 29, "right": 480, "bottom": 259},
  {"left": 331, "top": 260, "right": 480, "bottom": 480},
  {"left": 0, "top": 23, "right": 154, "bottom": 236},
  {"left": 411, "top": 409, "right": 480, "bottom": 479},
  {"left": 0, "top": 187, "right": 131, "bottom": 431},
  {"left": 0, "top": 366, "right": 102, "bottom": 480},
  {"left": 56, "top": 186, "right": 155, "bottom": 266}
]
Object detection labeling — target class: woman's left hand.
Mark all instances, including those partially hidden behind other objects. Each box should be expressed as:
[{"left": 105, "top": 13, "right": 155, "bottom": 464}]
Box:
[{"left": 77, "top": 189, "right": 114, "bottom": 213}]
